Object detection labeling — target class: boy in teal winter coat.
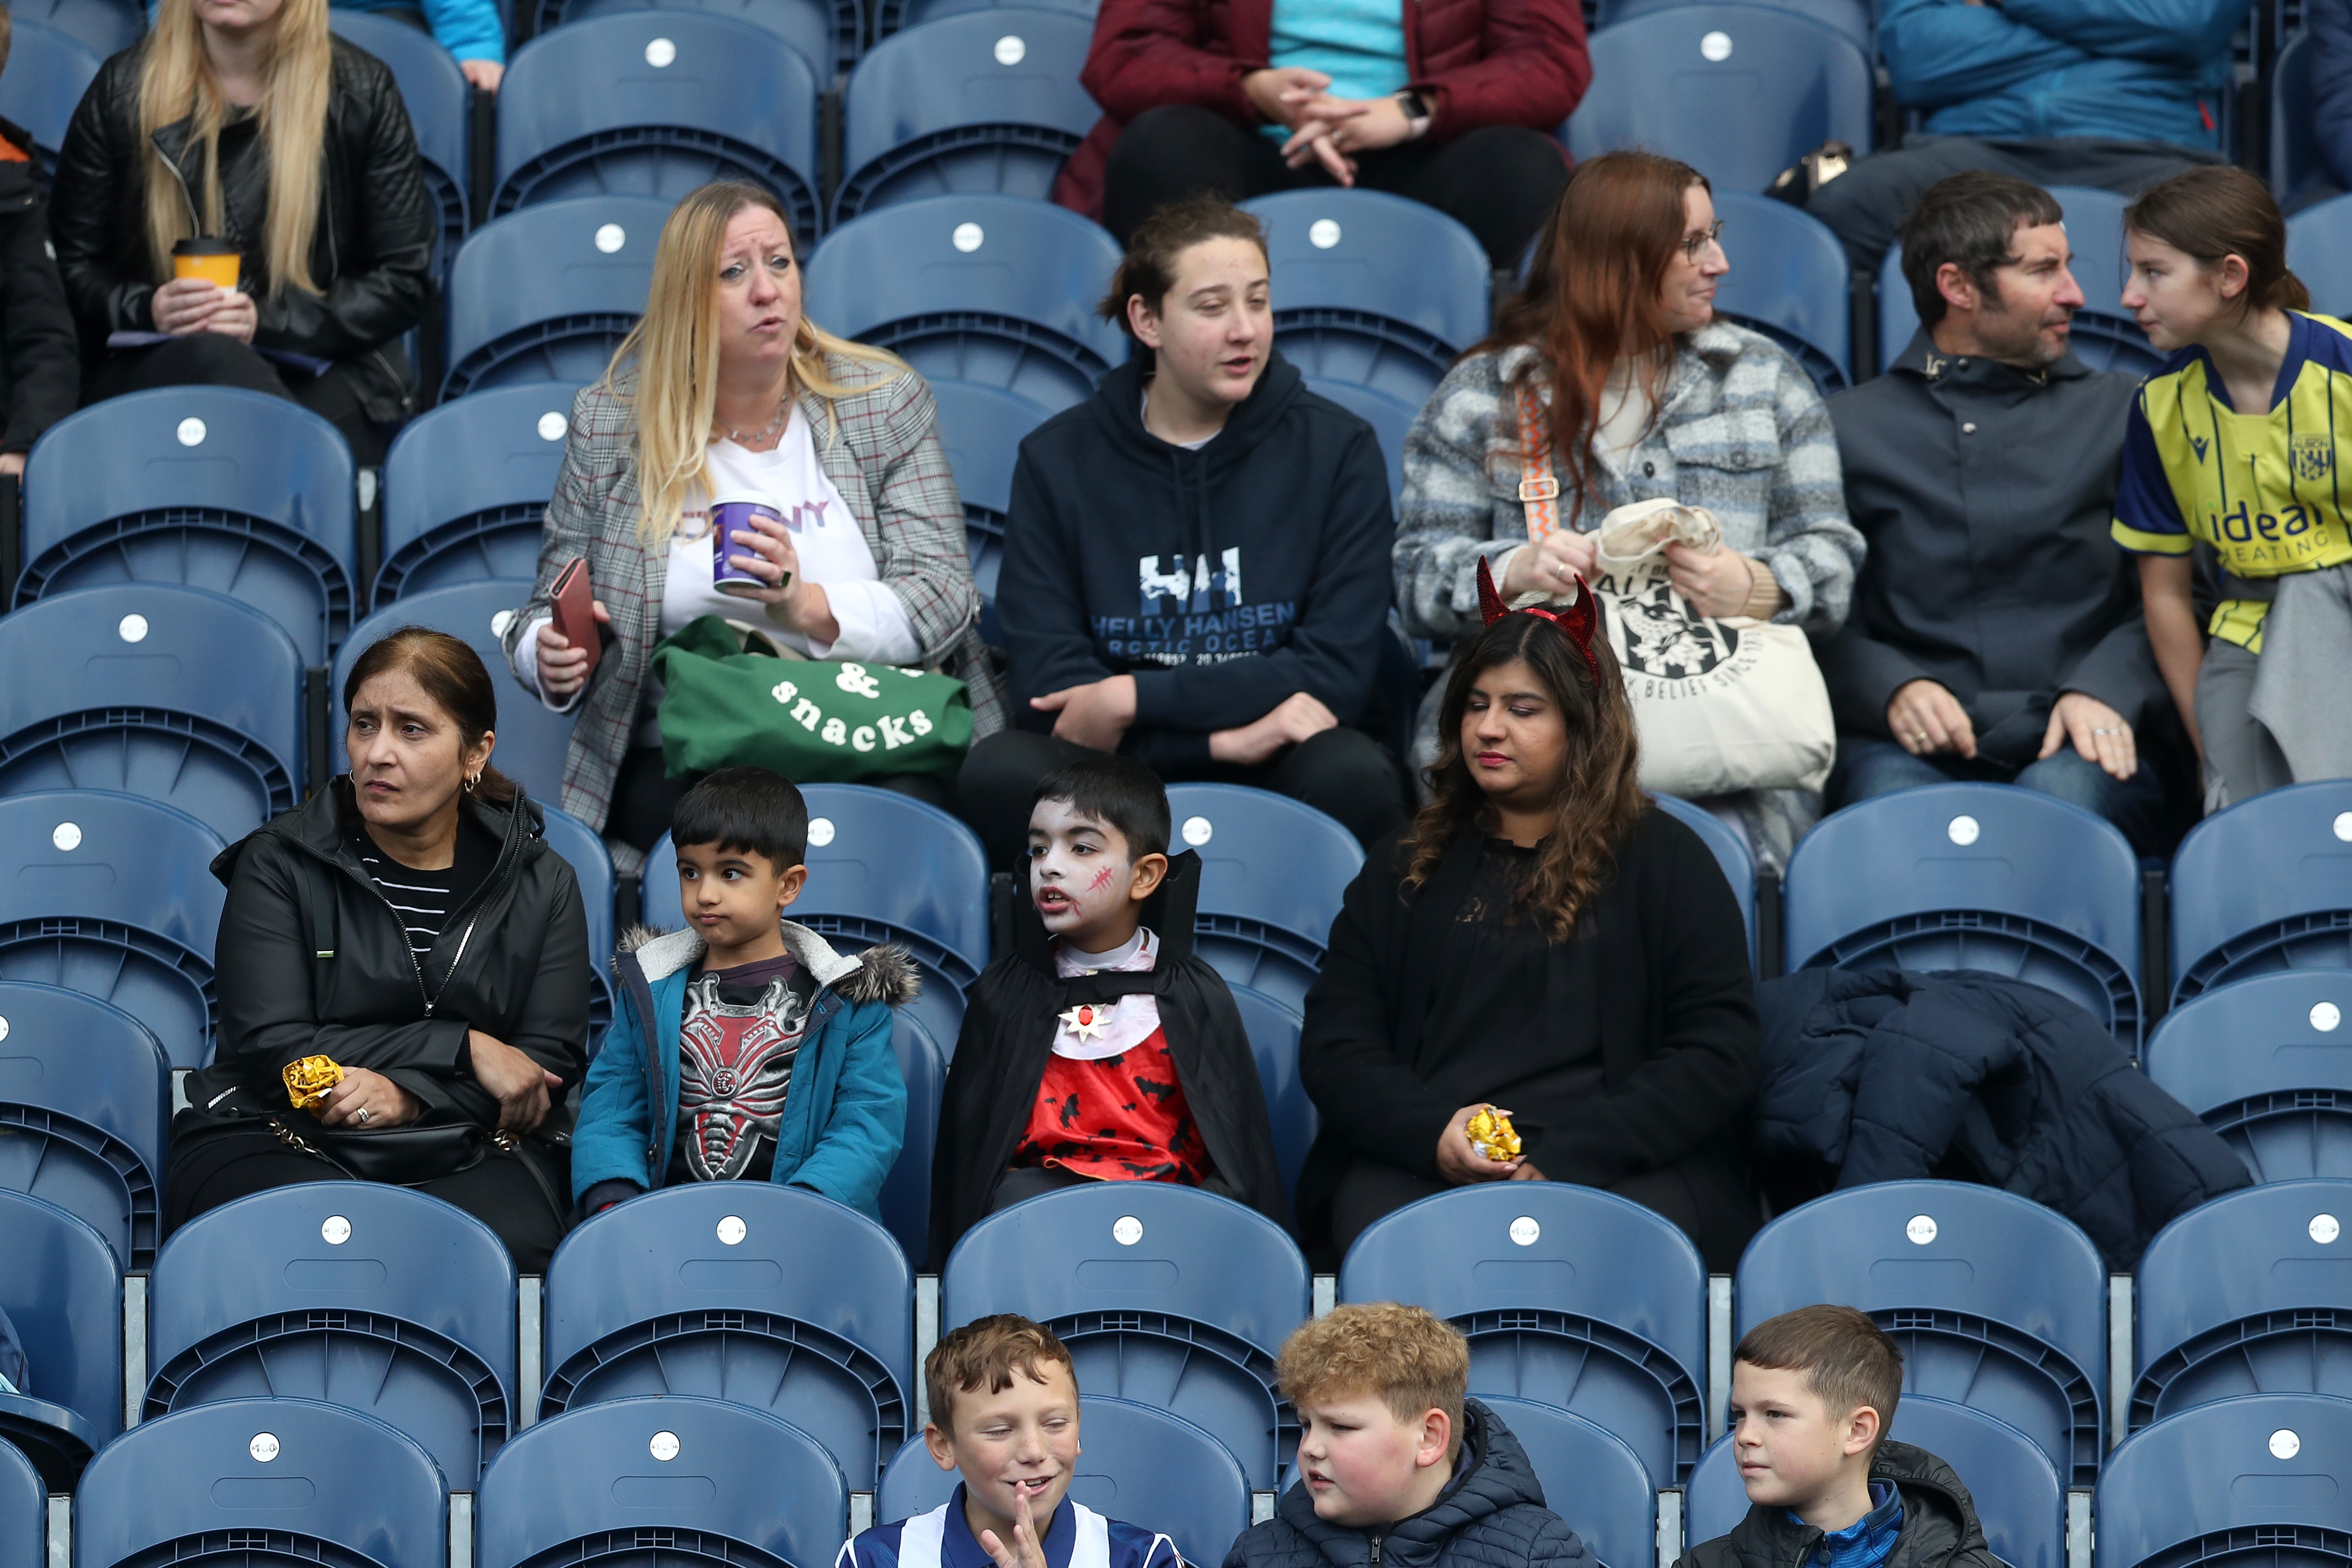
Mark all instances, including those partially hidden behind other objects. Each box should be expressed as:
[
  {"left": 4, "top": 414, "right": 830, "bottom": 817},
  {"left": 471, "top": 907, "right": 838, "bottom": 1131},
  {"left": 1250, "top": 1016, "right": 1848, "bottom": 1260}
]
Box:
[{"left": 571, "top": 767, "right": 912, "bottom": 1222}]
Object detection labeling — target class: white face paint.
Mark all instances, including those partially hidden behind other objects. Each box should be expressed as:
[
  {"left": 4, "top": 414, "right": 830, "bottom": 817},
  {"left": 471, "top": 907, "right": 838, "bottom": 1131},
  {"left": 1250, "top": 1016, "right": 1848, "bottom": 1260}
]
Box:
[{"left": 1026, "top": 796, "right": 1151, "bottom": 948}]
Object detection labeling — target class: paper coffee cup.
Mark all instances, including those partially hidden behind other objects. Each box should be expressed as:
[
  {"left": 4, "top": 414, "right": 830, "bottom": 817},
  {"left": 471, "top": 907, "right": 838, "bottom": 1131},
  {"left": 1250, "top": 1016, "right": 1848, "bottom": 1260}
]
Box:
[
  {"left": 172, "top": 237, "right": 241, "bottom": 289},
  {"left": 709, "top": 492, "right": 786, "bottom": 591}
]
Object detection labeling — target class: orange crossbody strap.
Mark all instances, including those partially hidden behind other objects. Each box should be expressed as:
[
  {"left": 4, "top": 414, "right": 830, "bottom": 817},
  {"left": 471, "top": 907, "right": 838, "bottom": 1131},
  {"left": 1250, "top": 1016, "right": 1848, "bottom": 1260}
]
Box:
[{"left": 1514, "top": 378, "right": 1561, "bottom": 541}]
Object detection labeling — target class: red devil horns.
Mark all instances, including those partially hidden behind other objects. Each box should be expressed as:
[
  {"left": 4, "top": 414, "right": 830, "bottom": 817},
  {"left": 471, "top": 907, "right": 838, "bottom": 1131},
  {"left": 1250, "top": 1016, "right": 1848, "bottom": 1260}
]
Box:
[{"left": 1474, "top": 554, "right": 1604, "bottom": 687}]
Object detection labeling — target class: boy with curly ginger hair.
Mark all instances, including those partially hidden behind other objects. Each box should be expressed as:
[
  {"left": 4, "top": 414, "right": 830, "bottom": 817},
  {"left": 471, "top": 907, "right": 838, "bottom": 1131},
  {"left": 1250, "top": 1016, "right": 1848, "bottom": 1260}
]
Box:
[{"left": 1223, "top": 1303, "right": 1594, "bottom": 1568}]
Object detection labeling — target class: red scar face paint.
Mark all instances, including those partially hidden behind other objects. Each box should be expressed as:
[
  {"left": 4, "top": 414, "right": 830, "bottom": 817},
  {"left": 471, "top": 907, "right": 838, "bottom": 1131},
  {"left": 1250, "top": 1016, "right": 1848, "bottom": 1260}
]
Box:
[{"left": 1085, "top": 866, "right": 1116, "bottom": 894}]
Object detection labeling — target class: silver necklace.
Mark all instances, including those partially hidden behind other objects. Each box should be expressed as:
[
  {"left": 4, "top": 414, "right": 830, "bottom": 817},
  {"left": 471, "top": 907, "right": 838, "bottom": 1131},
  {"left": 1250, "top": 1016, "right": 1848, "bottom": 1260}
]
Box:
[{"left": 721, "top": 389, "right": 789, "bottom": 447}]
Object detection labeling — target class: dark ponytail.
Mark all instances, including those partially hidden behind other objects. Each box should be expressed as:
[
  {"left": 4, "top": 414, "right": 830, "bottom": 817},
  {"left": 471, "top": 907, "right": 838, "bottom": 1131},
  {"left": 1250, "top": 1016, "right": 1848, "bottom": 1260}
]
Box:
[
  {"left": 1097, "top": 196, "right": 1268, "bottom": 342},
  {"left": 340, "top": 627, "right": 521, "bottom": 803},
  {"left": 2125, "top": 165, "right": 2310, "bottom": 315}
]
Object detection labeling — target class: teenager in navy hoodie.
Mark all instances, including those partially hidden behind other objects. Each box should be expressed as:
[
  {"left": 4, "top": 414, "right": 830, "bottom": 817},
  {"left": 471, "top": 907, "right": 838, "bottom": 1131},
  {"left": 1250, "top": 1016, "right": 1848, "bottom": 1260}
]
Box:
[{"left": 956, "top": 196, "right": 1404, "bottom": 870}]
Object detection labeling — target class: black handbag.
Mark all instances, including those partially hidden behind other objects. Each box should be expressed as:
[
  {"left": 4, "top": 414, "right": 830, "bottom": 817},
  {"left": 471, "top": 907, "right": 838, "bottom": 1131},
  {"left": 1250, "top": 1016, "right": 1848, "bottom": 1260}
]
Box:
[{"left": 267, "top": 1113, "right": 494, "bottom": 1184}]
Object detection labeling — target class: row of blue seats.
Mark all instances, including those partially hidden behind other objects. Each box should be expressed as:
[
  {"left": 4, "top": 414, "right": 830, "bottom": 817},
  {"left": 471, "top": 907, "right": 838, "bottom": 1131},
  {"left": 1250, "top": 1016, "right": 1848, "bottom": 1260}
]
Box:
[{"left": 14, "top": 1173, "right": 2352, "bottom": 1548}]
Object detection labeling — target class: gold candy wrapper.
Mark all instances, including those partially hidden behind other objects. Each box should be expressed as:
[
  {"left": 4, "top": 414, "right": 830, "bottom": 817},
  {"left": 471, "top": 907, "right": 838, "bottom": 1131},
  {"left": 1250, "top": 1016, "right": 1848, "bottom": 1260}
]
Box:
[
  {"left": 1465, "top": 1105, "right": 1520, "bottom": 1162},
  {"left": 282, "top": 1055, "right": 344, "bottom": 1111}
]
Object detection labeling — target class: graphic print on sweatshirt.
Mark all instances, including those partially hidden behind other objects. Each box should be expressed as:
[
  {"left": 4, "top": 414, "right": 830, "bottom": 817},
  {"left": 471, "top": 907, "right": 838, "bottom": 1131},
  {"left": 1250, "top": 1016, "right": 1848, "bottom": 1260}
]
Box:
[
  {"left": 677, "top": 970, "right": 809, "bottom": 1179},
  {"left": 1092, "top": 548, "right": 1298, "bottom": 667}
]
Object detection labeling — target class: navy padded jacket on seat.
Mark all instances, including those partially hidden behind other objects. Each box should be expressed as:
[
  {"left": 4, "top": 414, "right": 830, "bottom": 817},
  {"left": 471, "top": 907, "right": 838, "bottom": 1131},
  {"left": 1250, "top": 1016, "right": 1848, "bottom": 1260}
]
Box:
[{"left": 1222, "top": 1401, "right": 1596, "bottom": 1568}]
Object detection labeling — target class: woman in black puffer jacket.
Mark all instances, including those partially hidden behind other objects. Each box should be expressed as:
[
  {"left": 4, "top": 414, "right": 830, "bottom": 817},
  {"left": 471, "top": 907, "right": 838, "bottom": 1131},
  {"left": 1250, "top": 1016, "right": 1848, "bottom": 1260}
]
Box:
[
  {"left": 167, "top": 629, "right": 592, "bottom": 1271},
  {"left": 50, "top": 0, "right": 435, "bottom": 462}
]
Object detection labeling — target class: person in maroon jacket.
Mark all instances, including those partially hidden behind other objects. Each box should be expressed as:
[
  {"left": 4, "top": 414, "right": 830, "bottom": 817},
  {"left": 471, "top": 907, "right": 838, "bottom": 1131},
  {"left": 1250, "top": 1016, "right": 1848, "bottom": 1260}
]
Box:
[{"left": 1053, "top": 0, "right": 1587, "bottom": 268}]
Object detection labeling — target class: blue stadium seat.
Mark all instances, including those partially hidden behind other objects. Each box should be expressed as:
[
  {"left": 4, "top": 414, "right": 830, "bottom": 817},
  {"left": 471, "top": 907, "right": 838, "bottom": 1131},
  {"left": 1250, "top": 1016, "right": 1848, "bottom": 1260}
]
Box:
[
  {"left": 1163, "top": 783, "right": 1362, "bottom": 1016},
  {"left": 1477, "top": 1399, "right": 1655, "bottom": 1568},
  {"left": 0, "top": 19, "right": 99, "bottom": 166},
  {"left": 879, "top": 1004, "right": 949, "bottom": 1261},
  {"left": 17, "top": 388, "right": 359, "bottom": 665},
  {"left": 1686, "top": 1397, "right": 2063, "bottom": 1568},
  {"left": 1567, "top": 8, "right": 1874, "bottom": 200},
  {"left": 481, "top": 1398, "right": 846, "bottom": 1568},
  {"left": 2170, "top": 782, "right": 2352, "bottom": 1006},
  {"left": 879, "top": 1397, "right": 1252, "bottom": 1568},
  {"left": 377, "top": 384, "right": 580, "bottom": 608},
  {"left": 5, "top": 0, "right": 135, "bottom": 69},
  {"left": 835, "top": 8, "right": 1099, "bottom": 222},
  {"left": 942, "top": 1183, "right": 1310, "bottom": 1487},
  {"left": 444, "top": 197, "right": 669, "bottom": 397},
  {"left": 874, "top": 0, "right": 1095, "bottom": 39},
  {"left": 330, "top": 11, "right": 469, "bottom": 272},
  {"left": 492, "top": 12, "right": 821, "bottom": 239},
  {"left": 537, "top": 0, "right": 858, "bottom": 81},
  {"left": 334, "top": 582, "right": 574, "bottom": 808},
  {"left": 2098, "top": 1394, "right": 2352, "bottom": 1568},
  {"left": 0, "top": 1442, "right": 38, "bottom": 1568},
  {"left": 2129, "top": 1179, "right": 2352, "bottom": 1431},
  {"left": 539, "top": 803, "right": 617, "bottom": 1047},
  {"left": 1596, "top": 0, "right": 1871, "bottom": 48},
  {"left": 2273, "top": 33, "right": 2318, "bottom": 209},
  {"left": 0, "top": 982, "right": 170, "bottom": 1270},
  {"left": 0, "top": 585, "right": 305, "bottom": 842},
  {"left": 804, "top": 196, "right": 1129, "bottom": 411},
  {"left": 1242, "top": 189, "right": 1489, "bottom": 410},
  {"left": 1710, "top": 191, "right": 1851, "bottom": 395},
  {"left": 540, "top": 1182, "right": 915, "bottom": 1487},
  {"left": 1782, "top": 782, "right": 2144, "bottom": 1048},
  {"left": 2287, "top": 194, "right": 2352, "bottom": 318},
  {"left": 0, "top": 1190, "right": 118, "bottom": 1488},
  {"left": 1231, "top": 982, "right": 1315, "bottom": 1210},
  {"left": 1652, "top": 794, "right": 1757, "bottom": 965},
  {"left": 1303, "top": 377, "right": 1412, "bottom": 511},
  {"left": 72, "top": 1399, "right": 446, "bottom": 1568},
  {"left": 1739, "top": 1180, "right": 2107, "bottom": 1486},
  {"left": 0, "top": 791, "right": 225, "bottom": 1068},
  {"left": 145, "top": 1184, "right": 518, "bottom": 1487},
  {"left": 1340, "top": 1184, "right": 1707, "bottom": 1486},
  {"left": 2145, "top": 973, "right": 2352, "bottom": 1183},
  {"left": 926, "top": 375, "right": 1054, "bottom": 645}
]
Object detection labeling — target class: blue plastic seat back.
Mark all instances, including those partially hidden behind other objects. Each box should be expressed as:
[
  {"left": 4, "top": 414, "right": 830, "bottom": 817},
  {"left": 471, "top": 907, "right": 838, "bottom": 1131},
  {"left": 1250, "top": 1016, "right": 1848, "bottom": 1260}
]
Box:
[
  {"left": 2145, "top": 973, "right": 2352, "bottom": 1183},
  {"left": 835, "top": 8, "right": 1100, "bottom": 222},
  {"left": 478, "top": 1396, "right": 846, "bottom": 1568},
  {"left": 941, "top": 1183, "right": 1311, "bottom": 1486},
  {"left": 1340, "top": 1184, "right": 1708, "bottom": 1485},
  {"left": 492, "top": 12, "right": 820, "bottom": 238},
  {"left": 1476, "top": 1399, "right": 1655, "bottom": 1568},
  {"left": 2286, "top": 195, "right": 2351, "bottom": 318},
  {"left": 804, "top": 196, "right": 1129, "bottom": 411},
  {"left": 1782, "top": 781, "right": 2144, "bottom": 1048},
  {"left": 0, "top": 584, "right": 305, "bottom": 842},
  {"left": 329, "top": 11, "right": 469, "bottom": 271},
  {"left": 378, "top": 383, "right": 580, "bottom": 608},
  {"left": 879, "top": 1397, "right": 1252, "bottom": 1568},
  {"left": 539, "top": 804, "right": 616, "bottom": 979},
  {"left": 873, "top": 0, "right": 1097, "bottom": 39},
  {"left": 0, "top": 1442, "right": 38, "bottom": 1568},
  {"left": 72, "top": 1399, "right": 446, "bottom": 1568},
  {"left": 444, "top": 196, "right": 672, "bottom": 398},
  {"left": 928, "top": 375, "right": 1053, "bottom": 640},
  {"left": 0, "top": 982, "right": 169, "bottom": 1270},
  {"left": 2129, "top": 1179, "right": 2352, "bottom": 1431},
  {"left": 2274, "top": 33, "right": 2317, "bottom": 208},
  {"left": 4, "top": 0, "right": 133, "bottom": 71},
  {"left": 1567, "top": 8, "right": 1874, "bottom": 199},
  {"left": 879, "top": 1005, "right": 949, "bottom": 1263},
  {"left": 1596, "top": 0, "right": 1871, "bottom": 49},
  {"left": 2097, "top": 1394, "right": 2352, "bottom": 1568},
  {"left": 1230, "top": 983, "right": 1315, "bottom": 1210},
  {"left": 1738, "top": 1180, "right": 2108, "bottom": 1487},
  {"left": 1709, "top": 191, "right": 1850, "bottom": 395},
  {"left": 0, "top": 19, "right": 99, "bottom": 165},
  {"left": 543, "top": 0, "right": 856, "bottom": 82},
  {"left": 1244, "top": 189, "right": 1490, "bottom": 354},
  {"left": 0, "top": 790, "right": 226, "bottom": 1068},
  {"left": 1687, "top": 1398, "right": 2063, "bottom": 1568},
  {"left": 146, "top": 1184, "right": 518, "bottom": 1488},
  {"left": 541, "top": 1183, "right": 915, "bottom": 1487},
  {"left": 796, "top": 785, "right": 992, "bottom": 981},
  {"left": 19, "top": 388, "right": 359, "bottom": 665},
  {"left": 1652, "top": 794, "right": 1756, "bottom": 964},
  {"left": 1302, "top": 376, "right": 1412, "bottom": 511},
  {"left": 1164, "top": 783, "right": 1361, "bottom": 955},
  {"left": 2169, "top": 782, "right": 2352, "bottom": 1006},
  {"left": 0, "top": 1191, "right": 119, "bottom": 1487}
]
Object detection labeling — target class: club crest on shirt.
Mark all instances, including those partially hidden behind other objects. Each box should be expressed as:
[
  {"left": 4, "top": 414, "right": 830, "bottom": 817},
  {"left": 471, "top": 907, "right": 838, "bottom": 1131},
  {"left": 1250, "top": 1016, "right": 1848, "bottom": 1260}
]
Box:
[{"left": 2293, "top": 435, "right": 2336, "bottom": 483}]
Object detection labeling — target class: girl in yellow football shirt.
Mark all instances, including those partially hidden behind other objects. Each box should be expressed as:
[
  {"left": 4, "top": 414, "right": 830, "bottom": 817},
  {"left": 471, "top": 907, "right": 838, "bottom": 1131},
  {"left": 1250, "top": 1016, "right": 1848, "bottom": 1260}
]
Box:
[{"left": 2113, "top": 167, "right": 2352, "bottom": 810}]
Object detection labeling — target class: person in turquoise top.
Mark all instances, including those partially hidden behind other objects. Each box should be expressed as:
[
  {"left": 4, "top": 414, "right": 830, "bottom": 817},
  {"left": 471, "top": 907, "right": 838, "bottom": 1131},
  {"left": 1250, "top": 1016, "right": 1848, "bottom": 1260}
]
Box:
[{"left": 332, "top": 0, "right": 505, "bottom": 88}]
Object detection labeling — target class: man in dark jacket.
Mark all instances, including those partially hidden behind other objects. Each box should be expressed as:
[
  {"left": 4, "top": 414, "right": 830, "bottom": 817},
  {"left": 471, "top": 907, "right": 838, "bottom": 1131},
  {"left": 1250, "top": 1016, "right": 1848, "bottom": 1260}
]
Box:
[
  {"left": 1821, "top": 172, "right": 2173, "bottom": 850},
  {"left": 2313, "top": 0, "right": 2352, "bottom": 207},
  {"left": 0, "top": 7, "right": 82, "bottom": 473}
]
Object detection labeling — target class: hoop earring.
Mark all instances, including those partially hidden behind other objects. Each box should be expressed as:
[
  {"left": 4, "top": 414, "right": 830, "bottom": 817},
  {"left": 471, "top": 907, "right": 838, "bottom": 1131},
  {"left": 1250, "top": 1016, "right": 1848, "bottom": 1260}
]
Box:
[{"left": 464, "top": 772, "right": 481, "bottom": 795}]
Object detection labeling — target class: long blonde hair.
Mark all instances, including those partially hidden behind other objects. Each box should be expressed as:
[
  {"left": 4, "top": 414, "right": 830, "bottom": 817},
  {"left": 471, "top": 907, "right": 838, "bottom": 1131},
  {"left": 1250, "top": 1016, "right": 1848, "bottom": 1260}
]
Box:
[
  {"left": 612, "top": 182, "right": 908, "bottom": 546},
  {"left": 137, "top": 0, "right": 333, "bottom": 298}
]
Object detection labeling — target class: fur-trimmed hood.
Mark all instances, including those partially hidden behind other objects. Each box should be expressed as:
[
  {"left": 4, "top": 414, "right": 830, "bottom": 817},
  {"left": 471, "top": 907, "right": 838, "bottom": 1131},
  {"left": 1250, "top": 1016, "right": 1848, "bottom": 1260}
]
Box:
[{"left": 614, "top": 922, "right": 921, "bottom": 1008}]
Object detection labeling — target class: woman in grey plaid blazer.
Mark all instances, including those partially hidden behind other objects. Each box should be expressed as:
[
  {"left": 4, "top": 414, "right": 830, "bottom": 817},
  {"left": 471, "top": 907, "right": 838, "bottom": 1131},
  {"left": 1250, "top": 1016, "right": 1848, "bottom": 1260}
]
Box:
[{"left": 500, "top": 184, "right": 1006, "bottom": 873}]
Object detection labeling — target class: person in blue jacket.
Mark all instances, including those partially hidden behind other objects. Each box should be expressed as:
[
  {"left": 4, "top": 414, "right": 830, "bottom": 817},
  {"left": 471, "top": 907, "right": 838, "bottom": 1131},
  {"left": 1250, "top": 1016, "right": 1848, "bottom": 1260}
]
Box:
[
  {"left": 572, "top": 767, "right": 911, "bottom": 1223},
  {"left": 331, "top": 0, "right": 505, "bottom": 89},
  {"left": 1802, "top": 0, "right": 2250, "bottom": 273},
  {"left": 2310, "top": 0, "right": 2352, "bottom": 207}
]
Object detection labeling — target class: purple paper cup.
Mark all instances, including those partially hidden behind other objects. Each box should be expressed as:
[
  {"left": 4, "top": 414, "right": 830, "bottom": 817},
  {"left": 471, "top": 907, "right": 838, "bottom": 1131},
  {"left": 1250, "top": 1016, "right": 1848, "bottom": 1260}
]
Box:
[{"left": 709, "top": 492, "right": 786, "bottom": 591}]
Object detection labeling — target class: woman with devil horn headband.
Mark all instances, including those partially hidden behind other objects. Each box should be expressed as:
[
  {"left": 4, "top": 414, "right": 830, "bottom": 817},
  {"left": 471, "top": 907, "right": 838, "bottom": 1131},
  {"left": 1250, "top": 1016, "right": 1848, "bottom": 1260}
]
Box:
[{"left": 1294, "top": 557, "right": 1763, "bottom": 1268}]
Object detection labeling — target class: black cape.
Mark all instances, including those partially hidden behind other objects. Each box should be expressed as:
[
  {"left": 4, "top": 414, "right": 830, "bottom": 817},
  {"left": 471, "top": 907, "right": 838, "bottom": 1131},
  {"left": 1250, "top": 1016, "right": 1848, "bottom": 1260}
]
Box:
[{"left": 928, "top": 850, "right": 1289, "bottom": 1268}]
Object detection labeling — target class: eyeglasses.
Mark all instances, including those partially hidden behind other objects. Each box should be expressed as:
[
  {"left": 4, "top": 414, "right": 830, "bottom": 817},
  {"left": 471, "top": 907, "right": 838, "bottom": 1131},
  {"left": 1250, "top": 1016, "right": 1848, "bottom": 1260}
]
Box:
[{"left": 1680, "top": 219, "right": 1724, "bottom": 261}]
